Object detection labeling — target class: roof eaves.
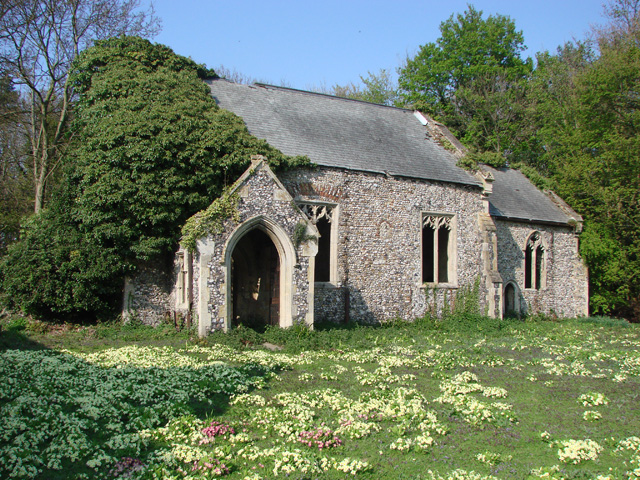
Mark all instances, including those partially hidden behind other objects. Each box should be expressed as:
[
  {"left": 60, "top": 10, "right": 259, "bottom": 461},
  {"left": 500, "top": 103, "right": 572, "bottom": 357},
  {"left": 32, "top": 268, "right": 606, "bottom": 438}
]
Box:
[{"left": 491, "top": 214, "right": 573, "bottom": 228}]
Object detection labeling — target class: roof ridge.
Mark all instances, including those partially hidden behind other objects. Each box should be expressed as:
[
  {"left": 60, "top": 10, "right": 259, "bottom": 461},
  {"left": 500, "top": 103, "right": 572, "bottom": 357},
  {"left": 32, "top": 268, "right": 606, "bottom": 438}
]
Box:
[{"left": 251, "top": 81, "right": 413, "bottom": 113}]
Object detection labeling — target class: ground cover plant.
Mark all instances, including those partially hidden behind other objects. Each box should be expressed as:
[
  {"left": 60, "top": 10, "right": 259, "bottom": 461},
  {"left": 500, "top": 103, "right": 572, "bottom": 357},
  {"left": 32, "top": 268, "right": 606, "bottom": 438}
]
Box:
[{"left": 1, "top": 314, "right": 640, "bottom": 479}]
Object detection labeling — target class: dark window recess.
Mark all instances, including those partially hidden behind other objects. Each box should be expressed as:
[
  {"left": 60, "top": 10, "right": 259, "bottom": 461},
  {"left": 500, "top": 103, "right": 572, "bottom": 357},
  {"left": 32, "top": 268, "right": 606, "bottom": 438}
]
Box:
[
  {"left": 535, "top": 245, "right": 543, "bottom": 290},
  {"left": 315, "top": 216, "right": 331, "bottom": 282},
  {"left": 524, "top": 245, "right": 533, "bottom": 289},
  {"left": 438, "top": 227, "right": 449, "bottom": 283},
  {"left": 422, "top": 224, "right": 435, "bottom": 283}
]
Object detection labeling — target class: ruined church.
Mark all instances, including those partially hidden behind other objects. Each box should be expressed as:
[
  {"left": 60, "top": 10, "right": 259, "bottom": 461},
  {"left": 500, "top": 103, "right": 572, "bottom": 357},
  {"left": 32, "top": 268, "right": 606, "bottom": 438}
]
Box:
[{"left": 123, "top": 79, "right": 589, "bottom": 334}]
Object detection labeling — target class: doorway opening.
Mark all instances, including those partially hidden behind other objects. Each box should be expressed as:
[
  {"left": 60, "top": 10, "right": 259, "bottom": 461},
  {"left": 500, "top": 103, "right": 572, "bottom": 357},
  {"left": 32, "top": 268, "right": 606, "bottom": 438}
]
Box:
[
  {"left": 231, "top": 228, "right": 280, "bottom": 330},
  {"left": 503, "top": 282, "right": 520, "bottom": 317}
]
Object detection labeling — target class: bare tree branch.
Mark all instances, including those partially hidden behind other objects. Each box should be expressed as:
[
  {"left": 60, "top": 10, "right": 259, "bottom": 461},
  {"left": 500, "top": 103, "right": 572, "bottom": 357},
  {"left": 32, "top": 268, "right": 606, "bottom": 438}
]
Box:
[{"left": 0, "top": 0, "right": 161, "bottom": 212}]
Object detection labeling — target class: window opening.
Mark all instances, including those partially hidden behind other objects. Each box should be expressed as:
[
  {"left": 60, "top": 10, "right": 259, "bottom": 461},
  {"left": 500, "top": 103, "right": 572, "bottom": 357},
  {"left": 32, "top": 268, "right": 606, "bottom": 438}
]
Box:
[
  {"left": 299, "top": 203, "right": 335, "bottom": 283},
  {"left": 535, "top": 245, "right": 543, "bottom": 290},
  {"left": 524, "top": 246, "right": 533, "bottom": 289},
  {"left": 422, "top": 214, "right": 453, "bottom": 284},
  {"left": 524, "top": 232, "right": 544, "bottom": 290},
  {"left": 315, "top": 216, "right": 331, "bottom": 282}
]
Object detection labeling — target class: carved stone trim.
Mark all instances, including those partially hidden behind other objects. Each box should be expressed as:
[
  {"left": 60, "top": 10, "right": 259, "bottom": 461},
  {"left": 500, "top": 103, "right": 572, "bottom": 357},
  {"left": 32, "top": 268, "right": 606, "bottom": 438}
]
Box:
[
  {"left": 527, "top": 231, "right": 543, "bottom": 250},
  {"left": 423, "top": 214, "right": 452, "bottom": 230},
  {"left": 299, "top": 203, "right": 335, "bottom": 224}
]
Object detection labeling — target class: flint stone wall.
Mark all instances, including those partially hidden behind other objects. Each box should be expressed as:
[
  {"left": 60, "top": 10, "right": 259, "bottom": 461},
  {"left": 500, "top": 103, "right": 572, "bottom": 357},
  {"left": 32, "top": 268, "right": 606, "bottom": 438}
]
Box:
[
  {"left": 122, "top": 261, "right": 173, "bottom": 326},
  {"left": 124, "top": 164, "right": 589, "bottom": 329},
  {"left": 202, "top": 163, "right": 313, "bottom": 333},
  {"left": 280, "top": 167, "right": 487, "bottom": 323},
  {"left": 495, "top": 219, "right": 588, "bottom": 317}
]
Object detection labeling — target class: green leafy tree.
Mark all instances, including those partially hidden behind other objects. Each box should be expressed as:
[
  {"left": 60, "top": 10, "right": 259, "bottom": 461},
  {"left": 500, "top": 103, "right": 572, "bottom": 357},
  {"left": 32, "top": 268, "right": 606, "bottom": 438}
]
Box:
[
  {"left": 557, "top": 31, "right": 640, "bottom": 319},
  {"left": 516, "top": 41, "right": 594, "bottom": 174},
  {"left": 69, "top": 37, "right": 307, "bottom": 264},
  {"left": 328, "top": 69, "right": 400, "bottom": 106},
  {"left": 517, "top": 1, "right": 640, "bottom": 320},
  {"left": 398, "top": 5, "right": 532, "bottom": 154},
  {"left": 0, "top": 185, "right": 125, "bottom": 319},
  {"left": 0, "top": 37, "right": 308, "bottom": 319}
]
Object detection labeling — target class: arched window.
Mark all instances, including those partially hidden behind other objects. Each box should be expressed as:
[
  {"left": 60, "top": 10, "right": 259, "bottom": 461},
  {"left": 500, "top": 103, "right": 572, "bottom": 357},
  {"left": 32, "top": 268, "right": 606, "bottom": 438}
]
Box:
[
  {"left": 524, "top": 232, "right": 545, "bottom": 290},
  {"left": 299, "top": 203, "right": 337, "bottom": 283},
  {"left": 422, "top": 214, "right": 455, "bottom": 284}
]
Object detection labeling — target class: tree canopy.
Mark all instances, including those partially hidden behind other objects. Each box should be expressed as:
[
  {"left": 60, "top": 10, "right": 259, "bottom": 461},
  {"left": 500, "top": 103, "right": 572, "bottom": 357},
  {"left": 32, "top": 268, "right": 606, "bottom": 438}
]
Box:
[
  {"left": 398, "top": 6, "right": 532, "bottom": 155},
  {"left": 0, "top": 0, "right": 160, "bottom": 213},
  {"left": 0, "top": 36, "right": 308, "bottom": 319}
]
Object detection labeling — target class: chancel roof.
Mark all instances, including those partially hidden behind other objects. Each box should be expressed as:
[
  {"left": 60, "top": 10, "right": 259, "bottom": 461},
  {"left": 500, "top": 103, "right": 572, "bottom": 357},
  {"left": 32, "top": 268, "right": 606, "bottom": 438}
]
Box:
[{"left": 485, "top": 166, "right": 578, "bottom": 226}]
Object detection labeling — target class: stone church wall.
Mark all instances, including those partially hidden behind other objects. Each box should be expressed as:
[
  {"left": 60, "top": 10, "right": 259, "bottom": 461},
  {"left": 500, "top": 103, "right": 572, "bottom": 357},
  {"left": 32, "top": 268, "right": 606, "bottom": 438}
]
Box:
[
  {"left": 201, "top": 161, "right": 315, "bottom": 333},
  {"left": 122, "top": 260, "right": 174, "bottom": 326},
  {"left": 280, "top": 167, "right": 487, "bottom": 323},
  {"left": 495, "top": 219, "right": 588, "bottom": 318},
  {"left": 124, "top": 164, "right": 588, "bottom": 330}
]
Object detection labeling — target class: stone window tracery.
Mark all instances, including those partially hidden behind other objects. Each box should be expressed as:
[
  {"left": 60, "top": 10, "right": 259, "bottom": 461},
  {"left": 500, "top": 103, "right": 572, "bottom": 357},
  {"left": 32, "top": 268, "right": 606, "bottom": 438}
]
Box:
[
  {"left": 299, "top": 203, "right": 337, "bottom": 283},
  {"left": 422, "top": 214, "right": 455, "bottom": 285},
  {"left": 524, "top": 232, "right": 545, "bottom": 290}
]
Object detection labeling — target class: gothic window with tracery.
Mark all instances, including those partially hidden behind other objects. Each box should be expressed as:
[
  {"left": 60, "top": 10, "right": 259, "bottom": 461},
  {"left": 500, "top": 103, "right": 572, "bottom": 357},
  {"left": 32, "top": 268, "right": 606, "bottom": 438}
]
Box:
[
  {"left": 299, "top": 203, "right": 336, "bottom": 283},
  {"left": 422, "top": 214, "right": 454, "bottom": 284},
  {"left": 524, "top": 232, "right": 545, "bottom": 290}
]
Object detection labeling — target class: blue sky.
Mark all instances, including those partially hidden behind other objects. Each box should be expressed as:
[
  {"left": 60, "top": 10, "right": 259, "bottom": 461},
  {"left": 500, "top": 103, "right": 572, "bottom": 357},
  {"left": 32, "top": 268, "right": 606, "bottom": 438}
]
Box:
[{"left": 151, "top": 0, "right": 607, "bottom": 90}]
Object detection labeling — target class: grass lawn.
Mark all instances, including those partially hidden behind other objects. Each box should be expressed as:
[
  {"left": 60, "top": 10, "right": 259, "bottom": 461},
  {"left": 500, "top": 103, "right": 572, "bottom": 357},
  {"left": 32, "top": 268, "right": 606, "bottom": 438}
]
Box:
[{"left": 1, "top": 314, "right": 639, "bottom": 479}]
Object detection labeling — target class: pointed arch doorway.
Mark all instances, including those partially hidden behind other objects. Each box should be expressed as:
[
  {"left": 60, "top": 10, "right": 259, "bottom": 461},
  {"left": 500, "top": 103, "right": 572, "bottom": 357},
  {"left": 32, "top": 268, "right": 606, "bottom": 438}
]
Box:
[
  {"left": 223, "top": 216, "right": 297, "bottom": 331},
  {"left": 231, "top": 228, "right": 280, "bottom": 329}
]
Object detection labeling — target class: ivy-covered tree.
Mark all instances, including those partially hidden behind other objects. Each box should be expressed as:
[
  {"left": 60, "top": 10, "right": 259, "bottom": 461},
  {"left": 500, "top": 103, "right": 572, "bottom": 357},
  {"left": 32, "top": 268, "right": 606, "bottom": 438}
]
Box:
[
  {"left": 398, "top": 5, "right": 532, "bottom": 155},
  {"left": 0, "top": 37, "right": 308, "bottom": 320}
]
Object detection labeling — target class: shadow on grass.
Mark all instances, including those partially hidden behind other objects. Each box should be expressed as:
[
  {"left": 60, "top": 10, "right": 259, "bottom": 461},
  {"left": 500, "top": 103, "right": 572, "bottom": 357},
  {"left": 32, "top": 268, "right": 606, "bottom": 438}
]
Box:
[
  {"left": 0, "top": 324, "right": 50, "bottom": 351},
  {"left": 0, "top": 323, "right": 281, "bottom": 479}
]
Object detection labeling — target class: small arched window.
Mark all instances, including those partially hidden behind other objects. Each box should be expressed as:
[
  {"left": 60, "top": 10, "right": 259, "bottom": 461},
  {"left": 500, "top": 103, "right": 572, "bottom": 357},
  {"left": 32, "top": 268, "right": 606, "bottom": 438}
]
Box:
[{"left": 524, "top": 232, "right": 545, "bottom": 290}]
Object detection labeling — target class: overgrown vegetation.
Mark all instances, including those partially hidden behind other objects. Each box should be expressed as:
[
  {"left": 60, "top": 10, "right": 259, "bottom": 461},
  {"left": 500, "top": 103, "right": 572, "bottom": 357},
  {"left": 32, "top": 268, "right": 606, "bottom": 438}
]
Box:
[
  {"left": 395, "top": 2, "right": 640, "bottom": 321},
  {"left": 181, "top": 191, "right": 240, "bottom": 252},
  {"left": 1, "top": 1, "right": 639, "bottom": 322},
  {"left": 0, "top": 37, "right": 308, "bottom": 321},
  {"left": 292, "top": 221, "right": 317, "bottom": 249},
  {"left": 1, "top": 313, "right": 639, "bottom": 479}
]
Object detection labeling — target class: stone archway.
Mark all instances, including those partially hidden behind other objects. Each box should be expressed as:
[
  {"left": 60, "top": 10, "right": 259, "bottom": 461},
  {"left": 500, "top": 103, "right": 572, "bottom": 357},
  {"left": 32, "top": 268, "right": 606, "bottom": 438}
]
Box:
[
  {"left": 231, "top": 229, "right": 280, "bottom": 329},
  {"left": 503, "top": 282, "right": 521, "bottom": 317},
  {"left": 223, "top": 216, "right": 296, "bottom": 331}
]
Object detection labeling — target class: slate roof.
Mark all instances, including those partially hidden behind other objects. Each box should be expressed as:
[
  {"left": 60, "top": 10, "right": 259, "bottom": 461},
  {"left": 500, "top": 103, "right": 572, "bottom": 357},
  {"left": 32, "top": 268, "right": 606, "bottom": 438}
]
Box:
[
  {"left": 207, "top": 79, "right": 481, "bottom": 187},
  {"left": 484, "top": 166, "right": 576, "bottom": 225},
  {"left": 207, "top": 79, "right": 575, "bottom": 226}
]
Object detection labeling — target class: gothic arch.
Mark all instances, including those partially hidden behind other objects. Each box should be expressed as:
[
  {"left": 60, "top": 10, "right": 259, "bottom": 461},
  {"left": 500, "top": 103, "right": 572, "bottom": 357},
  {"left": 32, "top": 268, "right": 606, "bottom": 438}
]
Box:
[
  {"left": 524, "top": 231, "right": 548, "bottom": 290},
  {"left": 503, "top": 281, "right": 522, "bottom": 317},
  {"left": 222, "top": 216, "right": 296, "bottom": 330}
]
